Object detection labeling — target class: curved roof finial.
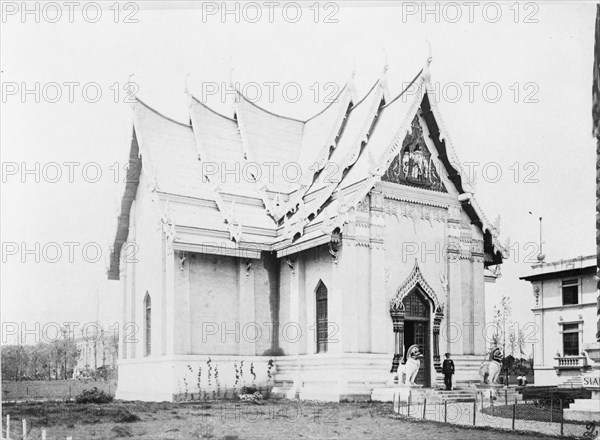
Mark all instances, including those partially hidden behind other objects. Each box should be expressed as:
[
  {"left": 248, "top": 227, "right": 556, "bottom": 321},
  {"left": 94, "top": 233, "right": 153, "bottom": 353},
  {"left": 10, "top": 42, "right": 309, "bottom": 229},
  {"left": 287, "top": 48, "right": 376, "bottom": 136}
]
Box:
[
  {"left": 184, "top": 73, "right": 193, "bottom": 110},
  {"left": 184, "top": 72, "right": 191, "bottom": 94},
  {"left": 348, "top": 62, "right": 358, "bottom": 103},
  {"left": 423, "top": 39, "right": 433, "bottom": 82},
  {"left": 228, "top": 66, "right": 236, "bottom": 90},
  {"left": 380, "top": 48, "right": 390, "bottom": 102},
  {"left": 127, "top": 73, "right": 137, "bottom": 108},
  {"left": 127, "top": 73, "right": 136, "bottom": 96},
  {"left": 426, "top": 38, "right": 433, "bottom": 63},
  {"left": 382, "top": 47, "right": 389, "bottom": 72}
]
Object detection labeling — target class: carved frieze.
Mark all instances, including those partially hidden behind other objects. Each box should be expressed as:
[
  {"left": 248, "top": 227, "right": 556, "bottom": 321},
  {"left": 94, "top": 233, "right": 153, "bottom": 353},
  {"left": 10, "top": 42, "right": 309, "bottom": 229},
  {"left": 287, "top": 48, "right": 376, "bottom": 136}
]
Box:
[{"left": 383, "top": 199, "right": 447, "bottom": 225}]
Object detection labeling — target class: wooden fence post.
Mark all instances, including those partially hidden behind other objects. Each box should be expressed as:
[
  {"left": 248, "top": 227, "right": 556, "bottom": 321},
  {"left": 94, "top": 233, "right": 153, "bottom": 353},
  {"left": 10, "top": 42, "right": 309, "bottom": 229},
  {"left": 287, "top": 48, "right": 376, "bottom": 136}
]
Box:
[
  {"left": 560, "top": 399, "right": 564, "bottom": 436},
  {"left": 444, "top": 399, "right": 447, "bottom": 423},
  {"left": 512, "top": 400, "right": 516, "bottom": 430},
  {"left": 6, "top": 414, "right": 10, "bottom": 439},
  {"left": 407, "top": 391, "right": 411, "bottom": 417},
  {"left": 423, "top": 398, "right": 427, "bottom": 419},
  {"left": 550, "top": 398, "right": 553, "bottom": 422},
  {"left": 473, "top": 396, "right": 477, "bottom": 425},
  {"left": 42, "top": 429, "right": 47, "bottom": 440},
  {"left": 22, "top": 419, "right": 27, "bottom": 440}
]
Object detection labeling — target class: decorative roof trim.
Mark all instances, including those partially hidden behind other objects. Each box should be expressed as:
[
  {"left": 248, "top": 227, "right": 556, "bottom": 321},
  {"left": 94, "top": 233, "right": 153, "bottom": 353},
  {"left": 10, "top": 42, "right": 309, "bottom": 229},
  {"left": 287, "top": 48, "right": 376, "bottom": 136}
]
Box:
[
  {"left": 190, "top": 94, "right": 237, "bottom": 122},
  {"left": 335, "top": 75, "right": 426, "bottom": 217},
  {"left": 235, "top": 89, "right": 306, "bottom": 123},
  {"left": 135, "top": 97, "right": 191, "bottom": 127},
  {"left": 285, "top": 81, "right": 385, "bottom": 239}
]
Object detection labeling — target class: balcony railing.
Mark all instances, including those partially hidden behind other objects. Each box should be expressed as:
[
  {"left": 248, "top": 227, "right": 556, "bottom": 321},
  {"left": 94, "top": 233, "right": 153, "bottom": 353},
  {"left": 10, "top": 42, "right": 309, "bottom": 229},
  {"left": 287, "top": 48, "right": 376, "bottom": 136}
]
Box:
[{"left": 554, "top": 356, "right": 588, "bottom": 371}]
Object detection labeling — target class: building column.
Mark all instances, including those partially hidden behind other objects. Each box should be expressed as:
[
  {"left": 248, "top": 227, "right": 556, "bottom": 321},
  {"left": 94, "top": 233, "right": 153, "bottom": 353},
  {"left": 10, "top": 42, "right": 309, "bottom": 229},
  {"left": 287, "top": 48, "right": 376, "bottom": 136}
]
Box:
[
  {"left": 330, "top": 243, "right": 345, "bottom": 355},
  {"left": 239, "top": 258, "right": 256, "bottom": 355},
  {"left": 472, "top": 248, "right": 486, "bottom": 355},
  {"left": 390, "top": 307, "right": 405, "bottom": 372},
  {"left": 447, "top": 246, "right": 463, "bottom": 356},
  {"left": 433, "top": 307, "right": 444, "bottom": 372},
  {"left": 174, "top": 251, "right": 191, "bottom": 355},
  {"left": 128, "top": 253, "right": 136, "bottom": 358},
  {"left": 163, "top": 237, "right": 175, "bottom": 356},
  {"left": 370, "top": 189, "right": 387, "bottom": 353},
  {"left": 120, "top": 258, "right": 128, "bottom": 360},
  {"left": 287, "top": 257, "right": 302, "bottom": 356}
]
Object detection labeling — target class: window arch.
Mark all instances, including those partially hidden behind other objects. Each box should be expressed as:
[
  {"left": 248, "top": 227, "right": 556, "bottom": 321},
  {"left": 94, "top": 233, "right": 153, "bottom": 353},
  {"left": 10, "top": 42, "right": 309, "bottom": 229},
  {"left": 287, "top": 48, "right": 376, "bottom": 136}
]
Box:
[
  {"left": 316, "top": 281, "right": 328, "bottom": 353},
  {"left": 144, "top": 292, "right": 151, "bottom": 356}
]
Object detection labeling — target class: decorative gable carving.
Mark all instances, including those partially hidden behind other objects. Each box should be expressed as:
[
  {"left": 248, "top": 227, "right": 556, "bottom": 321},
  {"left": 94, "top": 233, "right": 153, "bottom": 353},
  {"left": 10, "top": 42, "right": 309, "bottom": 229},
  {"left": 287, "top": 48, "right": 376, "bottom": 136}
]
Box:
[
  {"left": 382, "top": 115, "right": 447, "bottom": 193},
  {"left": 390, "top": 259, "right": 443, "bottom": 313}
]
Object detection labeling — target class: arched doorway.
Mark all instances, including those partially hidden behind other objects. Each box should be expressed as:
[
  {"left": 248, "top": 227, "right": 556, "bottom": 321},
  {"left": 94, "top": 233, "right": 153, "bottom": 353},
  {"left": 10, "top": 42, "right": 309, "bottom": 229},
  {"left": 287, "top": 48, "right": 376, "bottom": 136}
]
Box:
[
  {"left": 402, "top": 288, "right": 430, "bottom": 386},
  {"left": 389, "top": 260, "right": 445, "bottom": 388}
]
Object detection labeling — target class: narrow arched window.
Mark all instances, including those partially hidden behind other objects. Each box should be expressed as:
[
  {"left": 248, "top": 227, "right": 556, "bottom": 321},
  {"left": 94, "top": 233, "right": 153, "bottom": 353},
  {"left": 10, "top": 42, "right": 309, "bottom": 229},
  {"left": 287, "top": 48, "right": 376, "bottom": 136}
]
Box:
[
  {"left": 144, "top": 292, "right": 151, "bottom": 356},
  {"left": 316, "top": 281, "right": 328, "bottom": 353}
]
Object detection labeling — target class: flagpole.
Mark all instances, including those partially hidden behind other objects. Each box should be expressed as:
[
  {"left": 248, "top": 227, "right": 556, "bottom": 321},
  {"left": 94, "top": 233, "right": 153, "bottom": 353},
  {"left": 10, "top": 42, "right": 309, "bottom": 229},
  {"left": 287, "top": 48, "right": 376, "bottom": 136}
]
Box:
[{"left": 593, "top": 3, "right": 600, "bottom": 343}]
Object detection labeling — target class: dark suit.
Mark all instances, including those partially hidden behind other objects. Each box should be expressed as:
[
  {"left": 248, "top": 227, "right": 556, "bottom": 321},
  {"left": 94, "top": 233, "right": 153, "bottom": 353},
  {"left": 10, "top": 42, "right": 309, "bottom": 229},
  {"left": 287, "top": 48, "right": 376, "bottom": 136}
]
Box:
[{"left": 442, "top": 359, "right": 455, "bottom": 390}]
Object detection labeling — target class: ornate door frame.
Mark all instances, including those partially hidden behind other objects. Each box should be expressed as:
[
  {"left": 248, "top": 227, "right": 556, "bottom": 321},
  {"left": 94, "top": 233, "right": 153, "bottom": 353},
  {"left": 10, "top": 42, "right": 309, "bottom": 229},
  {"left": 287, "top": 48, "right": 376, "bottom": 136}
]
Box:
[{"left": 389, "top": 260, "right": 445, "bottom": 382}]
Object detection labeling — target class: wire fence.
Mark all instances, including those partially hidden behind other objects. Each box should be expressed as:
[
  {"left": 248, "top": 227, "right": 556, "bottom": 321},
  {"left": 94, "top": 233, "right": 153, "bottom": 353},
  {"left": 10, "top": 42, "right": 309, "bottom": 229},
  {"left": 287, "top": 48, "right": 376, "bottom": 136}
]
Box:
[
  {"left": 393, "top": 390, "right": 599, "bottom": 439},
  {"left": 2, "top": 381, "right": 115, "bottom": 403}
]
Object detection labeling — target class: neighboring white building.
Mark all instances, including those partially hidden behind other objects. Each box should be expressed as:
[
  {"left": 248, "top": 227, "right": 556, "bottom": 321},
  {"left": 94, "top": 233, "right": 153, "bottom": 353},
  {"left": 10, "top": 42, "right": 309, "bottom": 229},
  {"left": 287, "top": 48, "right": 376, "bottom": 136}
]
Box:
[
  {"left": 74, "top": 329, "right": 118, "bottom": 373},
  {"left": 521, "top": 255, "right": 597, "bottom": 386}
]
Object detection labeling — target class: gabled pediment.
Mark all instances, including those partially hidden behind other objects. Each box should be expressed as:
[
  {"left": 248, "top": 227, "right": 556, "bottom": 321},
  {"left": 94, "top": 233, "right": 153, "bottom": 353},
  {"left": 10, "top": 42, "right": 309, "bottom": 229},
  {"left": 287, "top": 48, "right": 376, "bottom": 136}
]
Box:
[{"left": 381, "top": 115, "right": 447, "bottom": 193}]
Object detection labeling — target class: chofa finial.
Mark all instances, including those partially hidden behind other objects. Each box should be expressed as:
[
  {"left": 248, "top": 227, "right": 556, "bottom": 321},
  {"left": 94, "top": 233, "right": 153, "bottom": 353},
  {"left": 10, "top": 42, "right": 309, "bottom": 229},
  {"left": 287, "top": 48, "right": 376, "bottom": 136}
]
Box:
[
  {"left": 382, "top": 47, "right": 389, "bottom": 72},
  {"left": 127, "top": 73, "right": 136, "bottom": 97},
  {"left": 423, "top": 40, "right": 433, "bottom": 82},
  {"left": 228, "top": 66, "right": 236, "bottom": 89},
  {"left": 184, "top": 72, "right": 191, "bottom": 94}
]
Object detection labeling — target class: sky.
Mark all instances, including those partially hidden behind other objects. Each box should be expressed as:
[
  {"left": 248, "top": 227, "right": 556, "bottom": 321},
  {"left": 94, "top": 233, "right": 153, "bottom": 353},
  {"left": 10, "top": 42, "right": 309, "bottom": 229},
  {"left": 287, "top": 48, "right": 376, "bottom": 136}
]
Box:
[{"left": 0, "top": 1, "right": 597, "bottom": 348}]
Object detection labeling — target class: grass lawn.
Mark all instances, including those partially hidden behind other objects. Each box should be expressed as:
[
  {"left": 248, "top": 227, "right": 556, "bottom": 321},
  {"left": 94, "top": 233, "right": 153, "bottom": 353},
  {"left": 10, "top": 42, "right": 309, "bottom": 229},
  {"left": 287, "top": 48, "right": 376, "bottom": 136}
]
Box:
[
  {"left": 482, "top": 403, "right": 587, "bottom": 425},
  {"left": 2, "top": 399, "right": 562, "bottom": 440}
]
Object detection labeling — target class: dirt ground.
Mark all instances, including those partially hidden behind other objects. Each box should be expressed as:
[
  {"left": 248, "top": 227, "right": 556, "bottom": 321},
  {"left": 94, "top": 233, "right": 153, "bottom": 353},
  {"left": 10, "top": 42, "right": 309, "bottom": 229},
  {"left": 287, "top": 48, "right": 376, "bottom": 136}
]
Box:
[{"left": 1, "top": 399, "right": 566, "bottom": 440}]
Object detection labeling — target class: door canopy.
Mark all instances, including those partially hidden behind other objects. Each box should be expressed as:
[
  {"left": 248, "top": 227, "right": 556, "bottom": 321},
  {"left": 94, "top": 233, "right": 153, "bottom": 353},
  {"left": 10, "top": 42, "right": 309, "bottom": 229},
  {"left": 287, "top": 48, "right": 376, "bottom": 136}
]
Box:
[{"left": 390, "top": 259, "right": 443, "bottom": 315}]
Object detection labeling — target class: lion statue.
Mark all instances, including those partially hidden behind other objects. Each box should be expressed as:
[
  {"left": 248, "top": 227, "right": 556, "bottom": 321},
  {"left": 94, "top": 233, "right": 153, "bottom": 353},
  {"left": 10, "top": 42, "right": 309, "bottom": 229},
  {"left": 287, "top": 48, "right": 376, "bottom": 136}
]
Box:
[
  {"left": 390, "top": 344, "right": 423, "bottom": 386},
  {"left": 479, "top": 346, "right": 503, "bottom": 385}
]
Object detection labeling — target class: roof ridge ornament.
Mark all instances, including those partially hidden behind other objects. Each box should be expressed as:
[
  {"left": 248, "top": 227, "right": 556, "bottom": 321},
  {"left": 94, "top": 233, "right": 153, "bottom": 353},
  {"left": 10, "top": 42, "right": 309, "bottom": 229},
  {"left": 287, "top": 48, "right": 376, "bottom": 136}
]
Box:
[
  {"left": 380, "top": 48, "right": 391, "bottom": 103},
  {"left": 423, "top": 40, "right": 433, "bottom": 82},
  {"left": 348, "top": 66, "right": 358, "bottom": 104},
  {"left": 184, "top": 72, "right": 192, "bottom": 110},
  {"left": 127, "top": 73, "right": 137, "bottom": 108}
]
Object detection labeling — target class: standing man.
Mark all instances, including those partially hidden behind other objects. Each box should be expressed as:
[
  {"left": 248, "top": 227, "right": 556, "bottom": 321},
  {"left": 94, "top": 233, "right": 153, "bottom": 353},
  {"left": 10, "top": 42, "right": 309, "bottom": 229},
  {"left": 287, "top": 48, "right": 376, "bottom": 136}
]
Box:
[{"left": 442, "top": 353, "right": 455, "bottom": 391}]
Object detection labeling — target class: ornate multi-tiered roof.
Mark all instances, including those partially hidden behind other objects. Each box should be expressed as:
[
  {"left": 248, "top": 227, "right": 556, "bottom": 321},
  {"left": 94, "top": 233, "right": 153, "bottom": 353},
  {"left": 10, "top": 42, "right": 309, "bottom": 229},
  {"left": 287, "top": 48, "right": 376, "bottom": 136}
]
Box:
[{"left": 108, "top": 61, "right": 507, "bottom": 279}]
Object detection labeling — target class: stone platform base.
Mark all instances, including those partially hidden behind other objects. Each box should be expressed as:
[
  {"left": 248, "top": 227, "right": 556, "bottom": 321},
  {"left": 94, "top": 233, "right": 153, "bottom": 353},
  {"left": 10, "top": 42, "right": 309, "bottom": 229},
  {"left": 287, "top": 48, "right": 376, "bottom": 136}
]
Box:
[
  {"left": 564, "top": 399, "right": 600, "bottom": 422},
  {"left": 371, "top": 385, "right": 424, "bottom": 402}
]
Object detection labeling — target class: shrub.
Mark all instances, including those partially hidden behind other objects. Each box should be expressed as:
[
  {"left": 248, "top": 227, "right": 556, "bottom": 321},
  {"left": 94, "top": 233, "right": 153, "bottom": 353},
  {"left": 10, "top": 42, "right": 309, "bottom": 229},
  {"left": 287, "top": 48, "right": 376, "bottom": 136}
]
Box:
[
  {"left": 75, "top": 387, "right": 114, "bottom": 404},
  {"left": 262, "top": 347, "right": 285, "bottom": 356}
]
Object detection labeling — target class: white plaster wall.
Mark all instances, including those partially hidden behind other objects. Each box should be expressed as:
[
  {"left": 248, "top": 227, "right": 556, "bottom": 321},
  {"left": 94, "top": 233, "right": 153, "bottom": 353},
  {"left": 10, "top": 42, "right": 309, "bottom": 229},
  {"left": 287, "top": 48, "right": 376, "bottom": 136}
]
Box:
[
  {"left": 125, "top": 176, "right": 165, "bottom": 361},
  {"left": 253, "top": 259, "right": 273, "bottom": 356},
  {"left": 383, "top": 210, "right": 447, "bottom": 356},
  {"left": 295, "top": 245, "right": 334, "bottom": 356},
  {"left": 189, "top": 253, "right": 240, "bottom": 355}
]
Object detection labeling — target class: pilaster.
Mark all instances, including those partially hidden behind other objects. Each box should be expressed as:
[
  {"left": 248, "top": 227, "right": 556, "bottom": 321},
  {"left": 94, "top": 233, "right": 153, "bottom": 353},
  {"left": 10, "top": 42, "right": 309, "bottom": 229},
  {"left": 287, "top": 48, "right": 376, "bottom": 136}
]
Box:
[
  {"left": 239, "top": 258, "right": 256, "bottom": 355},
  {"left": 369, "top": 189, "right": 387, "bottom": 353}
]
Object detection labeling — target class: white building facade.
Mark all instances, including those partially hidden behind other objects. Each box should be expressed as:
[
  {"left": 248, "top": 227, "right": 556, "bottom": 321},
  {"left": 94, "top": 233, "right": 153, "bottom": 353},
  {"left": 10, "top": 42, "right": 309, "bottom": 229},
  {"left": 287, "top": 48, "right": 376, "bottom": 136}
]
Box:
[
  {"left": 107, "top": 63, "right": 507, "bottom": 402},
  {"left": 521, "top": 255, "right": 597, "bottom": 386}
]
